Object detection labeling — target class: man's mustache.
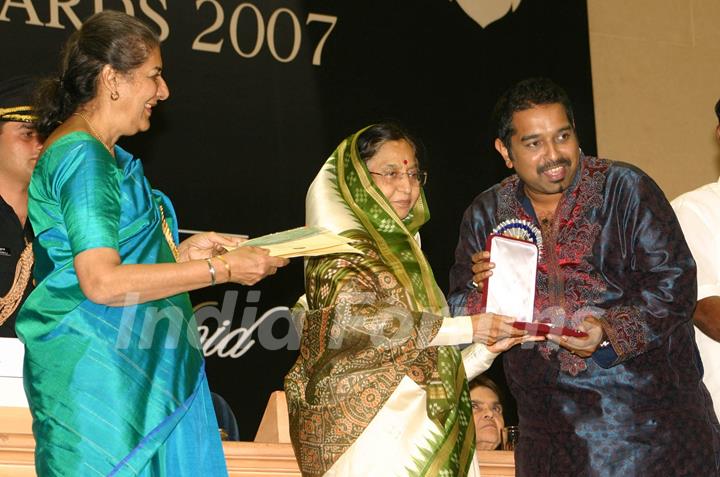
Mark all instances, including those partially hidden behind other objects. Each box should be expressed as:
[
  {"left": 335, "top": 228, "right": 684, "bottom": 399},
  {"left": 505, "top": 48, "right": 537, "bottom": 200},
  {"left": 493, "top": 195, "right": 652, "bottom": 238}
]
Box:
[{"left": 537, "top": 158, "right": 571, "bottom": 174}]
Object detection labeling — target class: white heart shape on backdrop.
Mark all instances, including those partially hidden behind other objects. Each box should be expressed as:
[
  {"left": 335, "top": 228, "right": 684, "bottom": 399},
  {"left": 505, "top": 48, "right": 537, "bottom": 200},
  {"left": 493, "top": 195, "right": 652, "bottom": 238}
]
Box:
[{"left": 456, "top": 0, "right": 522, "bottom": 28}]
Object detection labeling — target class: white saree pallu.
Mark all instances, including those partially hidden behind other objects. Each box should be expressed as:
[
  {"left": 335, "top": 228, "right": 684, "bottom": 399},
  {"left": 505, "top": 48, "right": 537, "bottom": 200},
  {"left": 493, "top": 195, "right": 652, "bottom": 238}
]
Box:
[
  {"left": 325, "top": 341, "right": 496, "bottom": 476},
  {"left": 326, "top": 377, "right": 481, "bottom": 477}
]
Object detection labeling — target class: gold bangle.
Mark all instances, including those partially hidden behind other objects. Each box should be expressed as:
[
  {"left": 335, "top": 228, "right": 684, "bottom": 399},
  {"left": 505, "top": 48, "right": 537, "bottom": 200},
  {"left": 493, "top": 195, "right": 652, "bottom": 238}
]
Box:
[
  {"left": 215, "top": 254, "right": 231, "bottom": 281},
  {"left": 205, "top": 258, "right": 216, "bottom": 286}
]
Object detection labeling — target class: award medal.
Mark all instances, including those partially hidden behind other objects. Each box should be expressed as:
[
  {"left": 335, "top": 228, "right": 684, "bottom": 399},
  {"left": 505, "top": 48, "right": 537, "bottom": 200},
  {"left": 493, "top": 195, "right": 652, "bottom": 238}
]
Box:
[{"left": 491, "top": 219, "right": 543, "bottom": 257}]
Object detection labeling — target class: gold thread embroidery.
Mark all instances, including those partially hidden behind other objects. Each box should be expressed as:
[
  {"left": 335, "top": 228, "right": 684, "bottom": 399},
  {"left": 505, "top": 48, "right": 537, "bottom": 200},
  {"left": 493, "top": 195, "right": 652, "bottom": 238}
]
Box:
[
  {"left": 0, "top": 113, "right": 36, "bottom": 122},
  {"left": 0, "top": 241, "right": 33, "bottom": 325},
  {"left": 159, "top": 205, "right": 180, "bottom": 262}
]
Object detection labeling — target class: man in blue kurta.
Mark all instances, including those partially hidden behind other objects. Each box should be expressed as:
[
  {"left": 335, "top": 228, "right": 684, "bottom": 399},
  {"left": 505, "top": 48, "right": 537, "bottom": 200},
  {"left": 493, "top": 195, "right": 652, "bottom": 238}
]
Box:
[{"left": 448, "top": 78, "right": 720, "bottom": 476}]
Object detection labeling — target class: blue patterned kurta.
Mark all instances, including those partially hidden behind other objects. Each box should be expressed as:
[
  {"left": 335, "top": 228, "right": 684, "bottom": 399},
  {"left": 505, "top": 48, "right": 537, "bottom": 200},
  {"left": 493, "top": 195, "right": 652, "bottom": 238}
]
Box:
[{"left": 449, "top": 155, "right": 720, "bottom": 476}]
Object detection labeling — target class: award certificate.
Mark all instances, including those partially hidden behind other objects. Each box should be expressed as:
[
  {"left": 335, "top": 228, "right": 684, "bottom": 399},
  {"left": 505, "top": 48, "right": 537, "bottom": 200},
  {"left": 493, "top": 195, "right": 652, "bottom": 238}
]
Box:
[{"left": 481, "top": 234, "right": 538, "bottom": 323}]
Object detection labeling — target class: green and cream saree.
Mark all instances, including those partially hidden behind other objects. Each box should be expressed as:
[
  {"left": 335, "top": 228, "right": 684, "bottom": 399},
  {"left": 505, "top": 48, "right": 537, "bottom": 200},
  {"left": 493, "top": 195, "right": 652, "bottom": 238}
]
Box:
[{"left": 285, "top": 128, "right": 496, "bottom": 476}]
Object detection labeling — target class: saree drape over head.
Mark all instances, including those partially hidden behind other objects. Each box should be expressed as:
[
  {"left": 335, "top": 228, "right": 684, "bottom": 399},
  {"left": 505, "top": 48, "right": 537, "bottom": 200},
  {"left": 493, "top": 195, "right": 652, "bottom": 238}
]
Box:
[
  {"left": 18, "top": 132, "right": 227, "bottom": 476},
  {"left": 284, "top": 129, "right": 478, "bottom": 477}
]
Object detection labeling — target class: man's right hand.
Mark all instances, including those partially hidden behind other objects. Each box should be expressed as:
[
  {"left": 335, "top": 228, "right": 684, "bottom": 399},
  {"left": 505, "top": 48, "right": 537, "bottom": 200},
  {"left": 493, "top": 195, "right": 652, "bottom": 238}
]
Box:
[{"left": 471, "top": 251, "right": 495, "bottom": 290}]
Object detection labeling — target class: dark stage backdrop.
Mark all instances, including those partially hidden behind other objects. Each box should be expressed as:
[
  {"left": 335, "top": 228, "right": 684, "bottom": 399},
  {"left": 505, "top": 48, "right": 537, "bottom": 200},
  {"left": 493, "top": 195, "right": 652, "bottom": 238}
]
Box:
[{"left": 1, "top": 0, "right": 596, "bottom": 440}]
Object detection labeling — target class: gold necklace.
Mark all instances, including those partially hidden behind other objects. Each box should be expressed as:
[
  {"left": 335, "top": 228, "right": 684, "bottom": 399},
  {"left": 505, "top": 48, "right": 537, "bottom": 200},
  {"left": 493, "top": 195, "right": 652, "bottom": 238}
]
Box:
[
  {"left": 0, "top": 240, "right": 33, "bottom": 325},
  {"left": 159, "top": 205, "right": 180, "bottom": 262},
  {"left": 72, "top": 112, "right": 113, "bottom": 154}
]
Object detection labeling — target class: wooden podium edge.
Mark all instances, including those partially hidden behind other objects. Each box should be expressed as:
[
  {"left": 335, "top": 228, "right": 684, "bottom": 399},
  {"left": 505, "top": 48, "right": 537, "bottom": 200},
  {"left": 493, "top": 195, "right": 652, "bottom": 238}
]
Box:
[
  {"left": 0, "top": 408, "right": 36, "bottom": 477},
  {"left": 254, "top": 390, "right": 291, "bottom": 444},
  {"left": 0, "top": 400, "right": 514, "bottom": 477}
]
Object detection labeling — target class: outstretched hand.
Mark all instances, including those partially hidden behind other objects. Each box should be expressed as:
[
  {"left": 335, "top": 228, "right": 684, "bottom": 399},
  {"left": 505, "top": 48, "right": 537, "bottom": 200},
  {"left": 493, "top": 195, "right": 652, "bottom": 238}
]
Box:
[
  {"left": 177, "top": 232, "right": 242, "bottom": 262},
  {"left": 546, "top": 316, "right": 605, "bottom": 358},
  {"left": 487, "top": 334, "right": 545, "bottom": 353},
  {"left": 471, "top": 312, "right": 526, "bottom": 346},
  {"left": 222, "top": 246, "right": 289, "bottom": 286}
]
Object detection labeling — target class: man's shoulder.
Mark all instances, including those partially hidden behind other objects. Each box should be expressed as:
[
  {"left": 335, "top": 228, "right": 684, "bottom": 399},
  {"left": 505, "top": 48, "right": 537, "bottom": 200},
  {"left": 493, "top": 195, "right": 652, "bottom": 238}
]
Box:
[
  {"left": 590, "top": 156, "right": 646, "bottom": 179},
  {"left": 671, "top": 180, "right": 720, "bottom": 205},
  {"left": 588, "top": 157, "right": 659, "bottom": 190},
  {"left": 461, "top": 176, "right": 514, "bottom": 217},
  {"left": 580, "top": 157, "right": 672, "bottom": 208},
  {"left": 472, "top": 175, "right": 517, "bottom": 202}
]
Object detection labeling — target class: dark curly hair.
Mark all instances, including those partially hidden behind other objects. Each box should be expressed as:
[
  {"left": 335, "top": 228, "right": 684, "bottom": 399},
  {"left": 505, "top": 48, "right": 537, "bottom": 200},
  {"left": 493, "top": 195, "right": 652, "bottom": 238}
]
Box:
[
  {"left": 34, "top": 11, "right": 159, "bottom": 137},
  {"left": 493, "top": 77, "right": 575, "bottom": 149}
]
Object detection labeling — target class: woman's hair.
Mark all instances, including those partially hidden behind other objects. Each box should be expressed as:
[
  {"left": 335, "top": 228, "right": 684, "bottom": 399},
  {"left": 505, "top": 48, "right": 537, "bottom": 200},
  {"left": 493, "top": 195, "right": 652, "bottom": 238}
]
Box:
[
  {"left": 356, "top": 122, "right": 422, "bottom": 166},
  {"left": 469, "top": 374, "right": 504, "bottom": 404},
  {"left": 34, "top": 11, "right": 159, "bottom": 137}
]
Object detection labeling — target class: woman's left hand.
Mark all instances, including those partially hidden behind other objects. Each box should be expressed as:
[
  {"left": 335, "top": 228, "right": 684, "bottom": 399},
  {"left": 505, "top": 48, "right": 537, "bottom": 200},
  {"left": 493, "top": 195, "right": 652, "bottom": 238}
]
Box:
[
  {"left": 487, "top": 334, "right": 544, "bottom": 353},
  {"left": 177, "top": 232, "right": 243, "bottom": 262},
  {"left": 471, "top": 313, "right": 527, "bottom": 345}
]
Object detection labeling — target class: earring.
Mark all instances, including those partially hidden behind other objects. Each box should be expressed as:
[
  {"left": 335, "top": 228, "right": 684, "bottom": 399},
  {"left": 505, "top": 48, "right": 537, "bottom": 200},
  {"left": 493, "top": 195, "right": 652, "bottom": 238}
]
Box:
[{"left": 110, "top": 91, "right": 119, "bottom": 101}]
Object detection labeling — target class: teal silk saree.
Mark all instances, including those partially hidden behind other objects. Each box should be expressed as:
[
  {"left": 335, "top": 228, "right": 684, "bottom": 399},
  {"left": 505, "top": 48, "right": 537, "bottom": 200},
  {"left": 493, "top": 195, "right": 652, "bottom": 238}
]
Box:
[{"left": 18, "top": 132, "right": 227, "bottom": 476}]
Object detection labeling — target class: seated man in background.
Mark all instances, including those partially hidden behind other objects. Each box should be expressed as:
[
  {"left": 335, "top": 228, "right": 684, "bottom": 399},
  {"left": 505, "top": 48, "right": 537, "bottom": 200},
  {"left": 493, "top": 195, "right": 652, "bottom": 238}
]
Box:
[
  {"left": 671, "top": 98, "right": 720, "bottom": 420},
  {"left": 469, "top": 375, "right": 505, "bottom": 451}
]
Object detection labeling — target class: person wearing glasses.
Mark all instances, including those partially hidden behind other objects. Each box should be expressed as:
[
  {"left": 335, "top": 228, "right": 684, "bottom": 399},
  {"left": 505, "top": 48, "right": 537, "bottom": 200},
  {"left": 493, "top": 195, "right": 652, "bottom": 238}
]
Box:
[{"left": 285, "top": 123, "right": 537, "bottom": 477}]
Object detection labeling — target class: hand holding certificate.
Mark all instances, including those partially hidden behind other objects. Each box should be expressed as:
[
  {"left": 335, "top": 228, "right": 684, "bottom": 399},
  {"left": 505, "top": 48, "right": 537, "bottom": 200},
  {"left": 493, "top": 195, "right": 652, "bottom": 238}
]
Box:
[
  {"left": 512, "top": 321, "right": 588, "bottom": 338},
  {"left": 478, "top": 231, "right": 587, "bottom": 338},
  {"left": 228, "top": 226, "right": 363, "bottom": 259}
]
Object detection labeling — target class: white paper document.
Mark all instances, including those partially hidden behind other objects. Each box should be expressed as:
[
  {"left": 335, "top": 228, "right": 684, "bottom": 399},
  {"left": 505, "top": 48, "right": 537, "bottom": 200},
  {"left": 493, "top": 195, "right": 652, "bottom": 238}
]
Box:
[
  {"left": 483, "top": 235, "right": 538, "bottom": 323},
  {"left": 232, "top": 226, "right": 363, "bottom": 258}
]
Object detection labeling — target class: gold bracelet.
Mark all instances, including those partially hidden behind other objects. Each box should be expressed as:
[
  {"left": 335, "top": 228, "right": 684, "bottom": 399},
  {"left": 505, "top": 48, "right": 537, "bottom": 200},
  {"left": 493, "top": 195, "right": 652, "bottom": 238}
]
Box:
[
  {"left": 215, "top": 254, "right": 232, "bottom": 281},
  {"left": 205, "top": 258, "right": 216, "bottom": 286}
]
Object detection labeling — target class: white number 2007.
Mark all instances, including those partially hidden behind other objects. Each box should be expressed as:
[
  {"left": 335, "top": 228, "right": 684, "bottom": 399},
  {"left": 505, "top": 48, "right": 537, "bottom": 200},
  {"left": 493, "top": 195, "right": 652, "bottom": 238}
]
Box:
[{"left": 192, "top": 0, "right": 337, "bottom": 66}]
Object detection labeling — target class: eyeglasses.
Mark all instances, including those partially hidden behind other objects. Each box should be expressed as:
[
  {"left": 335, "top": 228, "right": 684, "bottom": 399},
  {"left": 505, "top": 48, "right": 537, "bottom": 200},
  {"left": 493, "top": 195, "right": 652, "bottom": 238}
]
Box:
[{"left": 368, "top": 170, "right": 428, "bottom": 186}]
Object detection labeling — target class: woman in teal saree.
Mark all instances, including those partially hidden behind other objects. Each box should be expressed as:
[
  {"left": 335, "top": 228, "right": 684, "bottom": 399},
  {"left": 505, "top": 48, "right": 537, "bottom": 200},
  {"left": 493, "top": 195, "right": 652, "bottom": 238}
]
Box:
[
  {"left": 17, "top": 12, "right": 287, "bottom": 476},
  {"left": 285, "top": 124, "right": 531, "bottom": 476}
]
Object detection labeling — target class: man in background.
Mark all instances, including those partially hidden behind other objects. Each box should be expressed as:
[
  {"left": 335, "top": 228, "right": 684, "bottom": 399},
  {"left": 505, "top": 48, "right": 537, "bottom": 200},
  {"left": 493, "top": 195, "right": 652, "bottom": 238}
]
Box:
[
  {"left": 671, "top": 98, "right": 720, "bottom": 419},
  {"left": 469, "top": 375, "right": 505, "bottom": 451},
  {"left": 0, "top": 76, "right": 41, "bottom": 337}
]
